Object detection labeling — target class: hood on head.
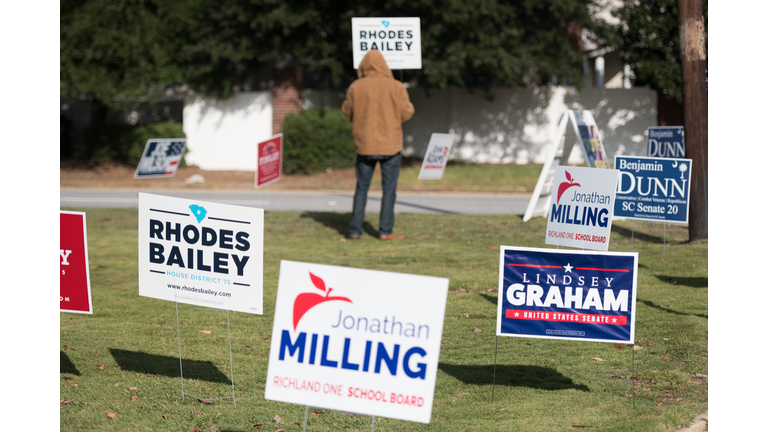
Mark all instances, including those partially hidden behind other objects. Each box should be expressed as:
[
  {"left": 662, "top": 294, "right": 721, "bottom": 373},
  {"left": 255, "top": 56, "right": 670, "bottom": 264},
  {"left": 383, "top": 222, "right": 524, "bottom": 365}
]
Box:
[{"left": 357, "top": 49, "right": 393, "bottom": 79}]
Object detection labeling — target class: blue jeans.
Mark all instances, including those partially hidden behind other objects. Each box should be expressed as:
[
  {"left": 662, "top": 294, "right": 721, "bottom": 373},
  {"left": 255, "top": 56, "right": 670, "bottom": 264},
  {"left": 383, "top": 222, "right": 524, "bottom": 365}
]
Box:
[{"left": 349, "top": 153, "right": 401, "bottom": 237}]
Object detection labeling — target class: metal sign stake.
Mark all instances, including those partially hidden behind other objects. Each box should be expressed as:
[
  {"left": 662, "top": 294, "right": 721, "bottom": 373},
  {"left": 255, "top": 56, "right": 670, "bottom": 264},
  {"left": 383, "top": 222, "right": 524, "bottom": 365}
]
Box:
[{"left": 175, "top": 302, "right": 237, "bottom": 406}]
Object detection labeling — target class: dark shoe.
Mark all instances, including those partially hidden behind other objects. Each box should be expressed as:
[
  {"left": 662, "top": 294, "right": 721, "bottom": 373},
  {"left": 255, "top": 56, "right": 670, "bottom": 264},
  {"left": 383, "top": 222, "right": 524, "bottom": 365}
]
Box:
[{"left": 380, "top": 233, "right": 405, "bottom": 240}]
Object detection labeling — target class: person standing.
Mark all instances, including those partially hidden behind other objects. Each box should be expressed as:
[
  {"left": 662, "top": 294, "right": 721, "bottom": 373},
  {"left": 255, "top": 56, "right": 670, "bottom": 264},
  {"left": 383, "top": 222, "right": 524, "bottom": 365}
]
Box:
[{"left": 342, "top": 49, "right": 414, "bottom": 240}]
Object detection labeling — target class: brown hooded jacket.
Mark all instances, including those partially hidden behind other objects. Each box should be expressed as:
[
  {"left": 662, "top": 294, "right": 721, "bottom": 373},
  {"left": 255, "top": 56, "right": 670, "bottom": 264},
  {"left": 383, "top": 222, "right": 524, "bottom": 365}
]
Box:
[{"left": 341, "top": 50, "right": 415, "bottom": 156}]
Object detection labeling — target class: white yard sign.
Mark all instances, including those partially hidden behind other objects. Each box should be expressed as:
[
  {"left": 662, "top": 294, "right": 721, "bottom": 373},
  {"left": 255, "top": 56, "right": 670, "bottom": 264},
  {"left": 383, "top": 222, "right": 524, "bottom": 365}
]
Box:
[
  {"left": 352, "top": 17, "right": 422, "bottom": 70},
  {"left": 418, "top": 133, "right": 455, "bottom": 180},
  {"left": 545, "top": 166, "right": 619, "bottom": 251},
  {"left": 265, "top": 261, "right": 449, "bottom": 424},
  {"left": 138, "top": 193, "right": 264, "bottom": 314}
]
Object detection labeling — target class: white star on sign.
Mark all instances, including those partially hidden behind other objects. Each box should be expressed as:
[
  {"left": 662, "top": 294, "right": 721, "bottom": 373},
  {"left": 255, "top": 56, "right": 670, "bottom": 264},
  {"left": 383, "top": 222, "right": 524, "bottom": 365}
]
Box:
[
  {"left": 563, "top": 263, "right": 573, "bottom": 273},
  {"left": 612, "top": 318, "right": 617, "bottom": 323},
  {"left": 514, "top": 312, "right": 519, "bottom": 317},
  {"left": 197, "top": 210, "right": 201, "bottom": 215}
]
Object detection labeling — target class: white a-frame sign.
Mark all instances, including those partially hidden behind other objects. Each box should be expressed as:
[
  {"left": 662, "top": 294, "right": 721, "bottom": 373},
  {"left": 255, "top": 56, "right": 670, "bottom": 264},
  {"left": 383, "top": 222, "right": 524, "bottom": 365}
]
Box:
[{"left": 522, "top": 110, "right": 610, "bottom": 222}]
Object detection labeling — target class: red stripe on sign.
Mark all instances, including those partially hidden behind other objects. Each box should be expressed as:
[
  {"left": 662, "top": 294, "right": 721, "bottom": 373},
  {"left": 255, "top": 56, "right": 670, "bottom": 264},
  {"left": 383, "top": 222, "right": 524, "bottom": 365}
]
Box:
[
  {"left": 424, "top": 165, "right": 444, "bottom": 169},
  {"left": 505, "top": 309, "right": 627, "bottom": 325},
  {"left": 507, "top": 263, "right": 561, "bottom": 269},
  {"left": 575, "top": 267, "right": 630, "bottom": 273},
  {"left": 169, "top": 160, "right": 178, "bottom": 165},
  {"left": 165, "top": 171, "right": 174, "bottom": 175}
]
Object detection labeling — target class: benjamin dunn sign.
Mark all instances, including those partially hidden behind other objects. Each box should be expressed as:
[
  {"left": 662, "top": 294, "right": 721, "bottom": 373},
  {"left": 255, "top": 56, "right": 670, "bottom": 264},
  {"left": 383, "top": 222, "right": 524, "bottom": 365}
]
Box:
[
  {"left": 647, "top": 126, "right": 685, "bottom": 158},
  {"left": 138, "top": 193, "right": 264, "bottom": 314},
  {"left": 497, "top": 246, "right": 638, "bottom": 344},
  {"left": 545, "top": 165, "right": 619, "bottom": 251},
  {"left": 265, "top": 261, "right": 449, "bottom": 424},
  {"left": 614, "top": 156, "right": 693, "bottom": 224},
  {"left": 352, "top": 17, "right": 422, "bottom": 70}
]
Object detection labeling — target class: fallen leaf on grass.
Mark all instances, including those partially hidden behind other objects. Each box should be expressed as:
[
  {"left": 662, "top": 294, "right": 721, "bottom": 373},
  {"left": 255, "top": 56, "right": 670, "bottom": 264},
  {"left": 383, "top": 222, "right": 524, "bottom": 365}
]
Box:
[
  {"left": 525, "top": 343, "right": 530, "bottom": 346},
  {"left": 591, "top": 358, "right": 606, "bottom": 362},
  {"left": 156, "top": 324, "right": 163, "bottom": 327},
  {"left": 253, "top": 424, "right": 266, "bottom": 429},
  {"left": 488, "top": 246, "right": 499, "bottom": 249},
  {"left": 60, "top": 399, "right": 74, "bottom": 404},
  {"left": 161, "top": 415, "right": 166, "bottom": 420},
  {"left": 62, "top": 345, "right": 68, "bottom": 350},
  {"left": 273, "top": 414, "right": 282, "bottom": 423},
  {"left": 275, "top": 429, "right": 286, "bottom": 432},
  {"left": 72, "top": 384, "right": 79, "bottom": 387},
  {"left": 462, "top": 313, "right": 470, "bottom": 318},
  {"left": 612, "top": 344, "right": 626, "bottom": 350},
  {"left": 131, "top": 396, "right": 138, "bottom": 402},
  {"left": 486, "top": 288, "right": 495, "bottom": 292},
  {"left": 473, "top": 327, "right": 482, "bottom": 333},
  {"left": 96, "top": 364, "right": 104, "bottom": 369},
  {"left": 346, "top": 413, "right": 359, "bottom": 419},
  {"left": 199, "top": 330, "right": 212, "bottom": 334},
  {"left": 310, "top": 411, "right": 324, "bottom": 417},
  {"left": 63, "top": 375, "right": 73, "bottom": 380},
  {"left": 192, "top": 410, "right": 203, "bottom": 415},
  {"left": 130, "top": 387, "right": 137, "bottom": 390},
  {"left": 263, "top": 336, "right": 270, "bottom": 340},
  {"left": 457, "top": 288, "right": 467, "bottom": 293},
  {"left": 244, "top": 345, "right": 252, "bottom": 348},
  {"left": 662, "top": 356, "right": 668, "bottom": 360},
  {"left": 604, "top": 389, "right": 613, "bottom": 392},
  {"left": 441, "top": 341, "right": 451, "bottom": 344},
  {"left": 219, "top": 321, "right": 226, "bottom": 325},
  {"left": 657, "top": 402, "right": 666, "bottom": 407},
  {"left": 107, "top": 413, "right": 117, "bottom": 419},
  {"left": 339, "top": 238, "right": 347, "bottom": 242}
]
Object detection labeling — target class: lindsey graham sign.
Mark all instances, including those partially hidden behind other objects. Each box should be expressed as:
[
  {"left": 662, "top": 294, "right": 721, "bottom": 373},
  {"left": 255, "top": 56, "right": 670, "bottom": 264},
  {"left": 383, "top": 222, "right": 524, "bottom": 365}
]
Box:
[
  {"left": 497, "top": 246, "right": 638, "bottom": 344},
  {"left": 614, "top": 155, "right": 692, "bottom": 224},
  {"left": 352, "top": 18, "right": 422, "bottom": 70},
  {"left": 545, "top": 165, "right": 619, "bottom": 251},
  {"left": 138, "top": 193, "right": 264, "bottom": 314},
  {"left": 265, "top": 261, "right": 449, "bottom": 424}
]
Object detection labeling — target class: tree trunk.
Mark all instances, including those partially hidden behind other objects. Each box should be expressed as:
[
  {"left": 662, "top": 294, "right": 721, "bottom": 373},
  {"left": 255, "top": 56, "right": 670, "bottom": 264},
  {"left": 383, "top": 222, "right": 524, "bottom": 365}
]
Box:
[{"left": 678, "top": 0, "right": 708, "bottom": 240}]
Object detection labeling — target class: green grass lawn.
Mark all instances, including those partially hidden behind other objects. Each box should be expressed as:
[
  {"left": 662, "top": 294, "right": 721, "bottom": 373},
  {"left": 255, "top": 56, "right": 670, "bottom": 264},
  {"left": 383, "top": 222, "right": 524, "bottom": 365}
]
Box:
[{"left": 60, "top": 208, "right": 707, "bottom": 431}]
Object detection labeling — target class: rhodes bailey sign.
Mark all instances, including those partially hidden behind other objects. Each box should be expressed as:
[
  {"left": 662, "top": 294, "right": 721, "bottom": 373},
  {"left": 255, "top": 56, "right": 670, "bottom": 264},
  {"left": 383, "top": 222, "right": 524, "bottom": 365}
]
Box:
[
  {"left": 351, "top": 17, "right": 422, "bottom": 70},
  {"left": 497, "top": 246, "right": 638, "bottom": 344},
  {"left": 265, "top": 261, "right": 448, "bottom": 424},
  {"left": 613, "top": 155, "right": 692, "bottom": 224},
  {"left": 545, "top": 165, "right": 619, "bottom": 251}
]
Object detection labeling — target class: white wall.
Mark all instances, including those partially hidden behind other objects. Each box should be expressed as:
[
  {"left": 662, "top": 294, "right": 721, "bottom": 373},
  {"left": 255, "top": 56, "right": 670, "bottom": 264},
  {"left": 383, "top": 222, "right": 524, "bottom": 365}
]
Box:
[
  {"left": 304, "top": 86, "right": 657, "bottom": 165},
  {"left": 183, "top": 92, "right": 272, "bottom": 170}
]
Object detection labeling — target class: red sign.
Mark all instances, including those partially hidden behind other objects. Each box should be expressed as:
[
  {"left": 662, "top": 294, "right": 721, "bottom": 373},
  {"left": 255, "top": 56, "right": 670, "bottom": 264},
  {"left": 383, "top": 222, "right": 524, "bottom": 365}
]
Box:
[
  {"left": 256, "top": 134, "right": 283, "bottom": 188},
  {"left": 60, "top": 211, "right": 93, "bottom": 314}
]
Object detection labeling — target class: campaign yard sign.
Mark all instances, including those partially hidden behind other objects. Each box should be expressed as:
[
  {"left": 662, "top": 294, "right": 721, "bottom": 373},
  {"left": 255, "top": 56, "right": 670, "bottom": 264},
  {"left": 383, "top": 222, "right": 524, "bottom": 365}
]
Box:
[
  {"left": 255, "top": 134, "right": 283, "bottom": 188},
  {"left": 134, "top": 139, "right": 186, "bottom": 179},
  {"left": 647, "top": 126, "right": 685, "bottom": 158},
  {"left": 613, "top": 155, "right": 692, "bottom": 224},
  {"left": 571, "top": 110, "right": 610, "bottom": 169},
  {"left": 138, "top": 193, "right": 264, "bottom": 314},
  {"left": 265, "top": 261, "right": 449, "bottom": 424},
  {"left": 417, "top": 133, "right": 455, "bottom": 180},
  {"left": 497, "top": 246, "right": 638, "bottom": 344},
  {"left": 352, "top": 18, "right": 422, "bottom": 70},
  {"left": 60, "top": 211, "right": 93, "bottom": 314},
  {"left": 545, "top": 166, "right": 619, "bottom": 251}
]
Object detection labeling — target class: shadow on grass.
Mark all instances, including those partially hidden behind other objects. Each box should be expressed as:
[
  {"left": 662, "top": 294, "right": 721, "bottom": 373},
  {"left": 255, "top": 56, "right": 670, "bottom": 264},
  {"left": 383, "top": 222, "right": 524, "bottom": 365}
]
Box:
[
  {"left": 108, "top": 348, "right": 231, "bottom": 384},
  {"left": 479, "top": 293, "right": 498, "bottom": 307},
  {"left": 60, "top": 351, "right": 80, "bottom": 376},
  {"left": 612, "top": 225, "right": 678, "bottom": 245},
  {"left": 653, "top": 275, "right": 708, "bottom": 288},
  {"left": 300, "top": 211, "right": 378, "bottom": 238},
  {"left": 439, "top": 363, "right": 589, "bottom": 391},
  {"left": 637, "top": 299, "right": 707, "bottom": 320}
]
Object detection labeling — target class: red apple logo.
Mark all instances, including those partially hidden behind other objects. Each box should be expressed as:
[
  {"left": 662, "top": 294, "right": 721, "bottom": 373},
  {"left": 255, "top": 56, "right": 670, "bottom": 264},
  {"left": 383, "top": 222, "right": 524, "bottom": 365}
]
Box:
[
  {"left": 292, "top": 272, "right": 352, "bottom": 331},
  {"left": 556, "top": 170, "right": 581, "bottom": 204}
]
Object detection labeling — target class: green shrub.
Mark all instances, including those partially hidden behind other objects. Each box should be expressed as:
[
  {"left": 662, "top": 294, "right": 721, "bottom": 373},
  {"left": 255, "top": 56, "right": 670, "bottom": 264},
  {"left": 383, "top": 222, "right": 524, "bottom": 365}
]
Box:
[
  {"left": 282, "top": 109, "right": 355, "bottom": 174},
  {"left": 82, "top": 121, "right": 187, "bottom": 167}
]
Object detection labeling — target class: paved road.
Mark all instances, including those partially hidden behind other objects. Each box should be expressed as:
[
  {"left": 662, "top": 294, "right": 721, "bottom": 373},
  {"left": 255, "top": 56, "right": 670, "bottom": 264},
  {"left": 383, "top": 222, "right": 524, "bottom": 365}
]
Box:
[{"left": 60, "top": 189, "right": 532, "bottom": 215}]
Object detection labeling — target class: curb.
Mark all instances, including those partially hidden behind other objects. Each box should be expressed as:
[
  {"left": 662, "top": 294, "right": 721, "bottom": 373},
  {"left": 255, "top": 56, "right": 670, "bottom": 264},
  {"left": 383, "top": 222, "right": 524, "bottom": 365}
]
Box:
[{"left": 679, "top": 411, "right": 708, "bottom": 432}]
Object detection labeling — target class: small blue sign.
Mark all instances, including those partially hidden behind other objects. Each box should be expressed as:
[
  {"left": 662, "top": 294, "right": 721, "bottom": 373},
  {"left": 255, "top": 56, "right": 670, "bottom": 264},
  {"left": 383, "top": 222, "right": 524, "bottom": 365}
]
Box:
[
  {"left": 497, "top": 247, "right": 638, "bottom": 344},
  {"left": 613, "top": 155, "right": 692, "bottom": 224},
  {"left": 134, "top": 139, "right": 186, "bottom": 179},
  {"left": 647, "top": 126, "right": 684, "bottom": 158}
]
